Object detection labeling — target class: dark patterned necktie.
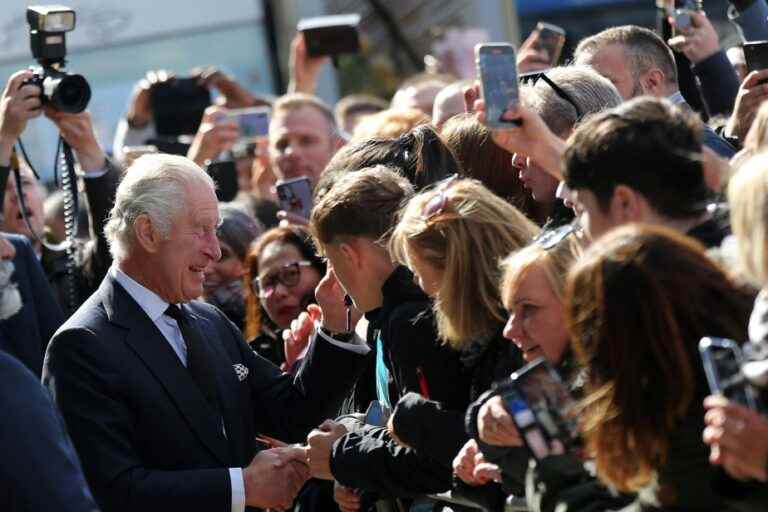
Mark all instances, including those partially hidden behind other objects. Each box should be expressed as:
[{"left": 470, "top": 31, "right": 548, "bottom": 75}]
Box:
[{"left": 164, "top": 305, "right": 222, "bottom": 418}]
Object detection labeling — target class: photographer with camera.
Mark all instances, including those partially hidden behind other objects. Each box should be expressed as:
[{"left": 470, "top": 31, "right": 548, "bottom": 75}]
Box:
[
  {"left": 113, "top": 67, "right": 267, "bottom": 164},
  {"left": 0, "top": 68, "right": 119, "bottom": 316}
]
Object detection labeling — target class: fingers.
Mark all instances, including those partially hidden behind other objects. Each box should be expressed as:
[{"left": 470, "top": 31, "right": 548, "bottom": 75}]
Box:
[
  {"left": 463, "top": 84, "right": 478, "bottom": 113},
  {"left": 334, "top": 483, "right": 361, "bottom": 512},
  {"left": 306, "top": 304, "right": 323, "bottom": 323},
  {"left": 743, "top": 69, "right": 768, "bottom": 90},
  {"left": 4, "top": 70, "right": 36, "bottom": 95},
  {"left": 473, "top": 462, "right": 502, "bottom": 484},
  {"left": 276, "top": 445, "right": 310, "bottom": 464},
  {"left": 276, "top": 210, "right": 309, "bottom": 226}
]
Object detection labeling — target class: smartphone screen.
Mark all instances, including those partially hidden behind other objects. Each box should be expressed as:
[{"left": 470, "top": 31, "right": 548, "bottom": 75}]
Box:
[
  {"left": 699, "top": 337, "right": 758, "bottom": 409},
  {"left": 534, "top": 22, "right": 566, "bottom": 67},
  {"left": 276, "top": 177, "right": 313, "bottom": 219},
  {"left": 744, "top": 41, "right": 768, "bottom": 73},
  {"left": 476, "top": 43, "right": 519, "bottom": 129},
  {"left": 501, "top": 358, "right": 579, "bottom": 460},
  {"left": 226, "top": 107, "right": 270, "bottom": 141}
]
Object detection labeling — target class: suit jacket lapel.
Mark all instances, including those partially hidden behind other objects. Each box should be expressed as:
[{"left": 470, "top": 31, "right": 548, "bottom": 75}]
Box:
[
  {"left": 100, "top": 276, "right": 231, "bottom": 465},
  {"left": 188, "top": 311, "right": 249, "bottom": 465}
]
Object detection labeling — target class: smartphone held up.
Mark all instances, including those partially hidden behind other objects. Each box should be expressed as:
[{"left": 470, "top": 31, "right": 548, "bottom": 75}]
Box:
[{"left": 475, "top": 42, "right": 519, "bottom": 128}]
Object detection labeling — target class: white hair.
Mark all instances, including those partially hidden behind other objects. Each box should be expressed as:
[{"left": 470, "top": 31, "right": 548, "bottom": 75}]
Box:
[
  {"left": 521, "top": 65, "right": 623, "bottom": 136},
  {"left": 104, "top": 154, "right": 215, "bottom": 262}
]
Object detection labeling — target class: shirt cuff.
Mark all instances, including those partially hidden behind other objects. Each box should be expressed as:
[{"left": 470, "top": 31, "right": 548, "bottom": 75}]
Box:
[
  {"left": 80, "top": 166, "right": 110, "bottom": 179},
  {"left": 313, "top": 321, "right": 371, "bottom": 355},
  {"left": 229, "top": 467, "right": 245, "bottom": 512}
]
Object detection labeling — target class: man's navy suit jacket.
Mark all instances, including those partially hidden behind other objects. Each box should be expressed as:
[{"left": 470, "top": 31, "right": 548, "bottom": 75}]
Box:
[
  {"left": 0, "top": 349, "right": 98, "bottom": 511},
  {"left": 43, "top": 273, "right": 366, "bottom": 512}
]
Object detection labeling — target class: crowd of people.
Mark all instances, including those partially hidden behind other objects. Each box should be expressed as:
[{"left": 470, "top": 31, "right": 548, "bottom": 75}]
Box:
[{"left": 2, "top": 0, "right": 768, "bottom": 511}]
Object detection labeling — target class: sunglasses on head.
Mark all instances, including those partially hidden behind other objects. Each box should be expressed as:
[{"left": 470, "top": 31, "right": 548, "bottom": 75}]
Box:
[
  {"left": 531, "top": 219, "right": 582, "bottom": 250},
  {"left": 420, "top": 174, "right": 461, "bottom": 222},
  {"left": 519, "top": 71, "right": 583, "bottom": 119}
]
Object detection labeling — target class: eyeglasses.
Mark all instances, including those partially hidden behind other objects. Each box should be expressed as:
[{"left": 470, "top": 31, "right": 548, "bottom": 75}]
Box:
[
  {"left": 252, "top": 261, "right": 313, "bottom": 297},
  {"left": 531, "top": 218, "right": 581, "bottom": 250},
  {"left": 519, "top": 71, "right": 583, "bottom": 119},
  {"left": 421, "top": 174, "right": 461, "bottom": 221}
]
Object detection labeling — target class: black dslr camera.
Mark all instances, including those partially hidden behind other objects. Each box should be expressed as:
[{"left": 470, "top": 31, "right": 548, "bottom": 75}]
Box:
[{"left": 23, "top": 5, "right": 91, "bottom": 113}]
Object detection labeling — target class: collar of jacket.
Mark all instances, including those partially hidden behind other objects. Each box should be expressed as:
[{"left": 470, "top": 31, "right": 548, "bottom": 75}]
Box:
[{"left": 363, "top": 265, "right": 428, "bottom": 328}]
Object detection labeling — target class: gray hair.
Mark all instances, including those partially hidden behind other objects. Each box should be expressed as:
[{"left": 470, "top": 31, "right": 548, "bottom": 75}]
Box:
[
  {"left": 521, "top": 65, "right": 623, "bottom": 136},
  {"left": 104, "top": 154, "right": 215, "bottom": 262},
  {"left": 574, "top": 25, "right": 678, "bottom": 88}
]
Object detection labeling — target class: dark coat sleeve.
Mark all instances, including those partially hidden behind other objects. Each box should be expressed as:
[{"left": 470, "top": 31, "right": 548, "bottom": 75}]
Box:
[
  {"left": 692, "top": 50, "right": 740, "bottom": 119},
  {"left": 0, "top": 351, "right": 99, "bottom": 512},
  {"left": 390, "top": 392, "right": 468, "bottom": 468},
  {"left": 45, "top": 327, "right": 231, "bottom": 512},
  {"left": 223, "top": 314, "right": 369, "bottom": 443},
  {"left": 81, "top": 159, "right": 120, "bottom": 288},
  {"left": 330, "top": 424, "right": 452, "bottom": 497},
  {"left": 0, "top": 234, "right": 64, "bottom": 376}
]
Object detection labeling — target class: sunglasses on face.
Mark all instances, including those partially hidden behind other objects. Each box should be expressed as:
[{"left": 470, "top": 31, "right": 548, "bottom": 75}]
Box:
[{"left": 253, "top": 261, "right": 313, "bottom": 297}]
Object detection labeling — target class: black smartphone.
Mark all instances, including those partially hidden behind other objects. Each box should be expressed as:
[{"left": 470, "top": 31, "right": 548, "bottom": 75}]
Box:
[
  {"left": 500, "top": 358, "right": 579, "bottom": 460},
  {"left": 150, "top": 77, "right": 211, "bottom": 137},
  {"left": 475, "top": 43, "right": 519, "bottom": 129},
  {"left": 206, "top": 160, "right": 239, "bottom": 202},
  {"left": 297, "top": 14, "right": 361, "bottom": 57},
  {"left": 699, "top": 337, "right": 759, "bottom": 409},
  {"left": 533, "top": 22, "right": 566, "bottom": 67},
  {"left": 744, "top": 41, "right": 768, "bottom": 73},
  {"left": 276, "top": 176, "right": 313, "bottom": 219}
]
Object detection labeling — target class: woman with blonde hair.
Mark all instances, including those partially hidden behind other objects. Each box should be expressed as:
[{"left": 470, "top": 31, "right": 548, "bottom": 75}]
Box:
[
  {"left": 709, "top": 152, "right": 768, "bottom": 490},
  {"left": 386, "top": 176, "right": 539, "bottom": 481}
]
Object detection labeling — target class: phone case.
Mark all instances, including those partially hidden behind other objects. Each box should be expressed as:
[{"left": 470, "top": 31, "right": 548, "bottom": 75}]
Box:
[
  {"left": 276, "top": 177, "right": 313, "bottom": 219},
  {"left": 475, "top": 43, "right": 519, "bottom": 129}
]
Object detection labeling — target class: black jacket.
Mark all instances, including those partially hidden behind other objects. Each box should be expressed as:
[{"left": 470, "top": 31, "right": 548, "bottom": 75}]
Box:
[
  {"left": 0, "top": 233, "right": 64, "bottom": 376},
  {"left": 330, "top": 266, "right": 472, "bottom": 498},
  {"left": 43, "top": 159, "right": 119, "bottom": 316},
  {"left": 43, "top": 273, "right": 368, "bottom": 512},
  {"left": 0, "top": 350, "right": 98, "bottom": 512}
]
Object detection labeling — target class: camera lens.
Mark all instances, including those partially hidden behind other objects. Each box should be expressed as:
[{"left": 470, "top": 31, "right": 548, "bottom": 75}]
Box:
[{"left": 47, "top": 73, "right": 91, "bottom": 113}]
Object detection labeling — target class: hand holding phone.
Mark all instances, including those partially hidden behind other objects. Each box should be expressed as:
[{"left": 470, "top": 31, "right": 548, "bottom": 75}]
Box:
[
  {"left": 699, "top": 337, "right": 760, "bottom": 410},
  {"left": 224, "top": 106, "right": 270, "bottom": 142},
  {"left": 532, "top": 22, "right": 566, "bottom": 67},
  {"left": 297, "top": 14, "right": 361, "bottom": 58},
  {"left": 276, "top": 176, "right": 313, "bottom": 220},
  {"left": 500, "top": 358, "right": 579, "bottom": 460}
]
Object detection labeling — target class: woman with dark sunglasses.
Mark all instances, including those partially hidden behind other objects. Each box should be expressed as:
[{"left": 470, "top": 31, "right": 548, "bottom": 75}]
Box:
[{"left": 243, "top": 225, "right": 325, "bottom": 368}]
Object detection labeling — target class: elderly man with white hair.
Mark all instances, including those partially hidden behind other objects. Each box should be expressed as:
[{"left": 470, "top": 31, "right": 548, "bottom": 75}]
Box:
[{"left": 43, "top": 154, "right": 368, "bottom": 512}]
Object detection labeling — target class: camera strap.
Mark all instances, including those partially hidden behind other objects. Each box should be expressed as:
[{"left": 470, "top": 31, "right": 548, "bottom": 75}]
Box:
[{"left": 14, "top": 137, "right": 81, "bottom": 313}]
